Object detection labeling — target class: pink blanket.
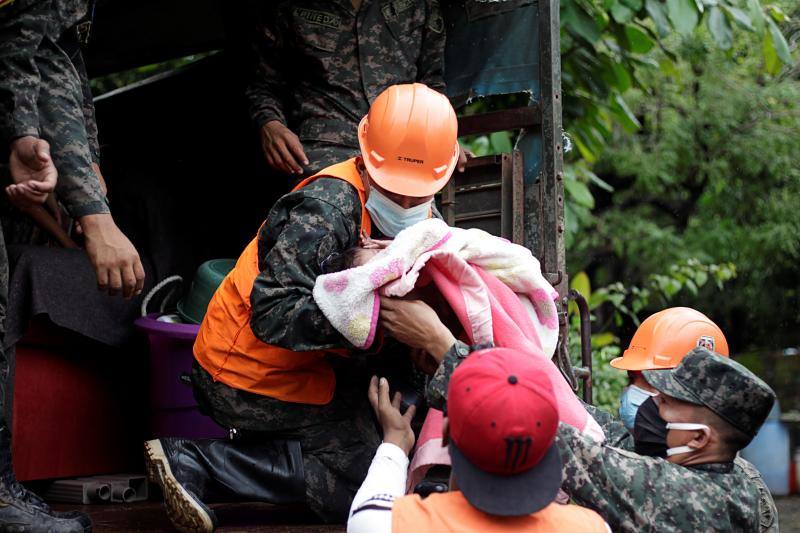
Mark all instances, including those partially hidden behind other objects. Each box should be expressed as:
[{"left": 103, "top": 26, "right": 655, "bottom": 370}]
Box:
[
  {"left": 407, "top": 256, "right": 604, "bottom": 491},
  {"left": 314, "top": 219, "right": 560, "bottom": 356},
  {"left": 311, "top": 219, "right": 603, "bottom": 490}
]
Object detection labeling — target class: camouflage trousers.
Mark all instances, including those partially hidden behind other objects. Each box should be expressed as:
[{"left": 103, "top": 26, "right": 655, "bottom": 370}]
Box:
[{"left": 191, "top": 357, "right": 381, "bottom": 523}]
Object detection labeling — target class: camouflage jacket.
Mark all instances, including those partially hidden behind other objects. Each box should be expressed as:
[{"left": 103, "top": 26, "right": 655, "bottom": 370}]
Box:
[
  {"left": 556, "top": 421, "right": 778, "bottom": 532},
  {"left": 0, "top": 0, "right": 108, "bottom": 217},
  {"left": 581, "top": 400, "right": 633, "bottom": 449},
  {"left": 245, "top": 0, "right": 445, "bottom": 161},
  {"left": 250, "top": 174, "right": 363, "bottom": 351}
]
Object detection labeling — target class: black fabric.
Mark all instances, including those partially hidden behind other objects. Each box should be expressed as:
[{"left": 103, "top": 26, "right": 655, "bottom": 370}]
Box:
[
  {"left": 160, "top": 437, "right": 305, "bottom": 506},
  {"left": 191, "top": 358, "right": 382, "bottom": 523},
  {"left": 633, "top": 397, "right": 668, "bottom": 458},
  {"left": 5, "top": 245, "right": 153, "bottom": 348}
]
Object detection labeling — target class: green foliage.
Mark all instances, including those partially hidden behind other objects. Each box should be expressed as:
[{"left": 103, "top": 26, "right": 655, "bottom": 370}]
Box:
[
  {"left": 569, "top": 13, "right": 800, "bottom": 352},
  {"left": 590, "top": 346, "right": 628, "bottom": 413},
  {"left": 461, "top": 130, "right": 514, "bottom": 157},
  {"left": 560, "top": 0, "right": 795, "bottom": 163},
  {"left": 563, "top": 160, "right": 613, "bottom": 248}
]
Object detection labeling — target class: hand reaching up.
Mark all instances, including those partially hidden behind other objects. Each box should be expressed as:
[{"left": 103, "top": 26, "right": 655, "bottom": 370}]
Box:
[{"left": 368, "top": 376, "right": 416, "bottom": 455}]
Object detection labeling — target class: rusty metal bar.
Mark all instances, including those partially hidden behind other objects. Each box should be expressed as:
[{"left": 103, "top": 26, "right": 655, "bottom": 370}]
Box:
[
  {"left": 511, "top": 150, "right": 524, "bottom": 245},
  {"left": 462, "top": 154, "right": 503, "bottom": 169},
  {"left": 554, "top": 305, "right": 578, "bottom": 391},
  {"left": 458, "top": 106, "right": 541, "bottom": 137},
  {"left": 538, "top": 0, "right": 566, "bottom": 299},
  {"left": 544, "top": 271, "right": 562, "bottom": 286},
  {"left": 454, "top": 182, "right": 501, "bottom": 193},
  {"left": 501, "top": 153, "right": 512, "bottom": 243},
  {"left": 455, "top": 210, "right": 502, "bottom": 222},
  {"left": 568, "top": 289, "right": 593, "bottom": 404}
]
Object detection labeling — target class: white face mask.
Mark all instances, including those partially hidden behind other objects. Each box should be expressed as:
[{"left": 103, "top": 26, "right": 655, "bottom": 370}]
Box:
[
  {"left": 665, "top": 422, "right": 710, "bottom": 456},
  {"left": 365, "top": 186, "right": 431, "bottom": 237}
]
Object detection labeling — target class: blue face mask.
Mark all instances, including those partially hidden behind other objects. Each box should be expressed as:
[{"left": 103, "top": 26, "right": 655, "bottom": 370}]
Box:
[
  {"left": 619, "top": 385, "right": 657, "bottom": 429},
  {"left": 365, "top": 186, "right": 431, "bottom": 237}
]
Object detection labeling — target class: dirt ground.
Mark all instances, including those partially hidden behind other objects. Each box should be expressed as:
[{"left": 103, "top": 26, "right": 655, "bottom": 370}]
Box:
[{"left": 777, "top": 495, "right": 800, "bottom": 532}]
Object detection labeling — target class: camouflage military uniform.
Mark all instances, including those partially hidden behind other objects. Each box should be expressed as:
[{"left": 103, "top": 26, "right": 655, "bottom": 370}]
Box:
[
  {"left": 245, "top": 0, "right": 445, "bottom": 174},
  {"left": 557, "top": 348, "right": 778, "bottom": 532}
]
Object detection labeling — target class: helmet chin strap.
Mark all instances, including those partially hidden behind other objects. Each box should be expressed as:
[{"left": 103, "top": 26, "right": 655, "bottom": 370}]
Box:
[{"left": 665, "top": 422, "right": 709, "bottom": 457}]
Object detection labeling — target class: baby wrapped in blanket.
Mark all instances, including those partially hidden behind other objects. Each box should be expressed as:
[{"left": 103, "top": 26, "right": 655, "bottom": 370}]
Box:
[{"left": 313, "top": 219, "right": 603, "bottom": 490}]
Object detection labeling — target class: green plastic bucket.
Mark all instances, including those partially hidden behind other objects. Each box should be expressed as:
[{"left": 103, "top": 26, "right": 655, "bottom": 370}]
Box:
[{"left": 177, "top": 259, "right": 237, "bottom": 324}]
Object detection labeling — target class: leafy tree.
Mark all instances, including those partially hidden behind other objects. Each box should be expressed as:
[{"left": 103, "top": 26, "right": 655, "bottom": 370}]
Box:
[
  {"left": 560, "top": 0, "right": 795, "bottom": 163},
  {"left": 568, "top": 17, "right": 800, "bottom": 361}
]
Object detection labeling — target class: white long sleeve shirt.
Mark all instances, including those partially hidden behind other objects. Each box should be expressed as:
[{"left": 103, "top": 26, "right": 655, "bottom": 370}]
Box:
[{"left": 347, "top": 442, "right": 409, "bottom": 533}]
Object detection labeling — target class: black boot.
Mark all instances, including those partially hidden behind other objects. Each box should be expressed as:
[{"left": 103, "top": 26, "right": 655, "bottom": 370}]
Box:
[
  {"left": 145, "top": 437, "right": 304, "bottom": 532},
  {"left": 0, "top": 426, "right": 90, "bottom": 532}
]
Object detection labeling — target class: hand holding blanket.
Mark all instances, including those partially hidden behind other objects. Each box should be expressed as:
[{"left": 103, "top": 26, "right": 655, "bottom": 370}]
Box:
[
  {"left": 313, "top": 218, "right": 560, "bottom": 356},
  {"left": 312, "top": 219, "right": 603, "bottom": 491}
]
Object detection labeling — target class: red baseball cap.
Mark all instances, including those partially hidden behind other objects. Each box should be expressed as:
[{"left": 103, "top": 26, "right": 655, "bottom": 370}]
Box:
[{"left": 447, "top": 347, "right": 562, "bottom": 516}]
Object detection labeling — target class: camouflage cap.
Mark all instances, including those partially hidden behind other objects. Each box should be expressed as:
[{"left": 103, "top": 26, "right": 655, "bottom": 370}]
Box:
[{"left": 643, "top": 347, "right": 775, "bottom": 437}]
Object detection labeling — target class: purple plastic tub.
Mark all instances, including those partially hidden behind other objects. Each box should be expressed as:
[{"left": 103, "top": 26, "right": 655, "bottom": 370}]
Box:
[{"left": 135, "top": 314, "right": 227, "bottom": 439}]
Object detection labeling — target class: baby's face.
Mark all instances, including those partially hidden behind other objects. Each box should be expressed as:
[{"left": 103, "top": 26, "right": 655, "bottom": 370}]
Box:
[{"left": 350, "top": 247, "right": 382, "bottom": 267}]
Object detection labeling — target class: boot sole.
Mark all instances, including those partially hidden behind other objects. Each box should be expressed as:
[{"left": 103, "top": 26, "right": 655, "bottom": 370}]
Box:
[{"left": 145, "top": 439, "right": 215, "bottom": 533}]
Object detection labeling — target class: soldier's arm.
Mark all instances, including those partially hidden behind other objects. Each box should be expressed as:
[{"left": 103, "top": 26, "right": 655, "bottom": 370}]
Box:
[
  {"left": 556, "top": 422, "right": 675, "bottom": 531},
  {"left": 250, "top": 179, "right": 361, "bottom": 351},
  {"left": 245, "top": 6, "right": 290, "bottom": 128},
  {"left": 0, "top": 0, "right": 48, "bottom": 144},
  {"left": 416, "top": 0, "right": 445, "bottom": 92},
  {"left": 425, "top": 341, "right": 492, "bottom": 410},
  {"left": 73, "top": 48, "right": 100, "bottom": 164},
  {"left": 580, "top": 400, "right": 634, "bottom": 450}
]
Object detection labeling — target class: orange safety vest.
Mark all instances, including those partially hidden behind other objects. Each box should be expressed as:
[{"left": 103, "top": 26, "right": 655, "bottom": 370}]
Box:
[
  {"left": 194, "top": 158, "right": 372, "bottom": 405},
  {"left": 391, "top": 492, "right": 608, "bottom": 533}
]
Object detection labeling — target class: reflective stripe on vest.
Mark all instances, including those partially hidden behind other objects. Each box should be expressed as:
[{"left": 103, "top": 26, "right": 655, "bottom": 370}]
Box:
[
  {"left": 193, "top": 158, "right": 370, "bottom": 404},
  {"left": 391, "top": 492, "right": 608, "bottom": 533}
]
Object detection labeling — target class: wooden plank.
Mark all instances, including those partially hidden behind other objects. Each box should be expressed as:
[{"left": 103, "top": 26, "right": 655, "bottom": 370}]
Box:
[{"left": 457, "top": 107, "right": 541, "bottom": 137}]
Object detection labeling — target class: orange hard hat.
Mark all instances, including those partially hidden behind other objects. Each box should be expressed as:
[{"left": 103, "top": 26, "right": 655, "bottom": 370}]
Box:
[
  {"left": 610, "top": 307, "right": 729, "bottom": 371},
  {"left": 358, "top": 83, "right": 459, "bottom": 198}
]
